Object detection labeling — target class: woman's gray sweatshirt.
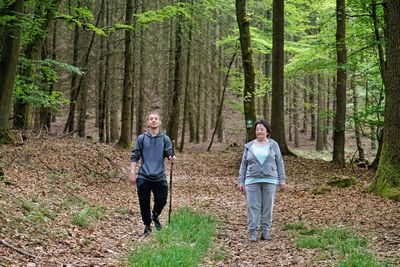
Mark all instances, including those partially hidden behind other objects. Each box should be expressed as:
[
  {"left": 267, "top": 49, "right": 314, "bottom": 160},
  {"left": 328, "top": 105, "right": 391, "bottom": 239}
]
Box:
[{"left": 238, "top": 139, "right": 286, "bottom": 186}]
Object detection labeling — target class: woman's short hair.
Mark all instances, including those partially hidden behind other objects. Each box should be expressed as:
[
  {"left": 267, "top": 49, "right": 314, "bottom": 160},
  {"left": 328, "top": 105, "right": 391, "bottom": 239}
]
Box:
[{"left": 253, "top": 119, "right": 271, "bottom": 137}]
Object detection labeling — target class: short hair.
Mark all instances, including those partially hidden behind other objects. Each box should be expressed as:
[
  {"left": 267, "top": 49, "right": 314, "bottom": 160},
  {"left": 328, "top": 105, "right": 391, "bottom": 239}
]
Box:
[
  {"left": 253, "top": 119, "right": 271, "bottom": 137},
  {"left": 147, "top": 111, "right": 161, "bottom": 119}
]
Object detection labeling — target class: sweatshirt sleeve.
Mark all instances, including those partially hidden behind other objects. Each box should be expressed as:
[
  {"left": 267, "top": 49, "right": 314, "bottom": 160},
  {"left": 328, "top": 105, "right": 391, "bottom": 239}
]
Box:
[
  {"left": 273, "top": 142, "right": 286, "bottom": 183},
  {"left": 130, "top": 135, "right": 143, "bottom": 163},
  {"left": 163, "top": 135, "right": 174, "bottom": 158},
  {"left": 238, "top": 148, "right": 248, "bottom": 186}
]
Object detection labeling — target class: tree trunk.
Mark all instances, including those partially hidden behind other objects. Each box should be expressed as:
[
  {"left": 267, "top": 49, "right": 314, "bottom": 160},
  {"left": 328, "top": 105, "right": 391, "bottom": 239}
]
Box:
[
  {"left": 166, "top": 4, "right": 183, "bottom": 144},
  {"left": 263, "top": 53, "right": 272, "bottom": 122},
  {"left": 332, "top": 0, "right": 347, "bottom": 168},
  {"left": 316, "top": 74, "right": 326, "bottom": 151},
  {"left": 309, "top": 76, "right": 316, "bottom": 141},
  {"left": 372, "top": 0, "right": 400, "bottom": 200},
  {"left": 136, "top": 0, "right": 145, "bottom": 135},
  {"left": 179, "top": 12, "right": 193, "bottom": 153},
  {"left": 293, "top": 83, "right": 299, "bottom": 148},
  {"left": 195, "top": 67, "right": 202, "bottom": 144},
  {"left": 0, "top": 0, "right": 23, "bottom": 144},
  {"left": 236, "top": 0, "right": 257, "bottom": 142},
  {"left": 351, "top": 74, "right": 365, "bottom": 161},
  {"left": 117, "top": 0, "right": 134, "bottom": 147}
]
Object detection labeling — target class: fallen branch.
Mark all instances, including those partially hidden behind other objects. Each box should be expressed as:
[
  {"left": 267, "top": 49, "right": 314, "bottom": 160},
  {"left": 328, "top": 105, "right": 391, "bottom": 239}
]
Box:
[
  {"left": 58, "top": 129, "right": 78, "bottom": 139},
  {"left": 1, "top": 239, "right": 41, "bottom": 259}
]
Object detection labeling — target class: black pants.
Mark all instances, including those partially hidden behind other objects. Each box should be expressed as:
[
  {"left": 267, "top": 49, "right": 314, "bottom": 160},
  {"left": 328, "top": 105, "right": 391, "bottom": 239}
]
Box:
[{"left": 136, "top": 178, "right": 168, "bottom": 226}]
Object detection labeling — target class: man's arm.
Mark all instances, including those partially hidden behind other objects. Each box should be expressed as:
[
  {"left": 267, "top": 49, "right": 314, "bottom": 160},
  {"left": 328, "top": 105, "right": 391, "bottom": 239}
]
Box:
[{"left": 129, "top": 162, "right": 137, "bottom": 186}]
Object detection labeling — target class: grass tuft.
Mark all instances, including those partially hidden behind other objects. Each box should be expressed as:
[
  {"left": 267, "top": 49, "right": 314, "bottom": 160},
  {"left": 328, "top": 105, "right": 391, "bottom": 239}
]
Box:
[
  {"left": 284, "top": 223, "right": 394, "bottom": 266},
  {"left": 128, "top": 207, "right": 219, "bottom": 267},
  {"left": 71, "top": 205, "right": 106, "bottom": 228}
]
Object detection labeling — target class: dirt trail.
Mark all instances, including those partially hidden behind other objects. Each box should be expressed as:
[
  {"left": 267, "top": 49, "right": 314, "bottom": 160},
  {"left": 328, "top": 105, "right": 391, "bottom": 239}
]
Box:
[{"left": 0, "top": 138, "right": 399, "bottom": 266}]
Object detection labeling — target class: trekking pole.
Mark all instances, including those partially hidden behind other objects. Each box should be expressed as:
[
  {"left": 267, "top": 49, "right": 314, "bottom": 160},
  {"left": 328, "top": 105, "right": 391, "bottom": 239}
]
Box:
[{"left": 168, "top": 140, "right": 175, "bottom": 225}]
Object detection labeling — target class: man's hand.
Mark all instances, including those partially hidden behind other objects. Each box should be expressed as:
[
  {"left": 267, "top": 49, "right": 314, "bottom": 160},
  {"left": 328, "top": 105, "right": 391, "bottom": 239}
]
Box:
[
  {"left": 169, "top": 155, "right": 176, "bottom": 164},
  {"left": 129, "top": 172, "right": 136, "bottom": 186}
]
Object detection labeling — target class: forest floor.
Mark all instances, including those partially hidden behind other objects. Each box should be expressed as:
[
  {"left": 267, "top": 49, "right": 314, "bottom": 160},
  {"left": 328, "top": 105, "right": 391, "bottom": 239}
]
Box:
[{"left": 0, "top": 133, "right": 399, "bottom": 266}]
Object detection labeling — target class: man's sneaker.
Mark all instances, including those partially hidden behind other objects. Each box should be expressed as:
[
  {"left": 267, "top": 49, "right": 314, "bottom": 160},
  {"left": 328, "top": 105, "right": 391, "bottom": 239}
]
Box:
[
  {"left": 152, "top": 215, "right": 162, "bottom": 231},
  {"left": 261, "top": 232, "right": 272, "bottom": 241},
  {"left": 143, "top": 225, "right": 152, "bottom": 237}
]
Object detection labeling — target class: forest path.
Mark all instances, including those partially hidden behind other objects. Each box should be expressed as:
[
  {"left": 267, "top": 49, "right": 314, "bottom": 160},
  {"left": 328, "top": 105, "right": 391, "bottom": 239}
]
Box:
[
  {"left": 174, "top": 147, "right": 399, "bottom": 266},
  {"left": 0, "top": 138, "right": 399, "bottom": 266}
]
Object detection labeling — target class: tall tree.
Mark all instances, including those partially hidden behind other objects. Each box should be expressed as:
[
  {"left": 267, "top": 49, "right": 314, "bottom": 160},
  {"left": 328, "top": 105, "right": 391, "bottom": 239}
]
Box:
[
  {"left": 166, "top": 3, "right": 184, "bottom": 144},
  {"left": 14, "top": 0, "right": 62, "bottom": 130},
  {"left": 332, "top": 0, "right": 347, "bottom": 167},
  {"left": 0, "top": 0, "right": 23, "bottom": 144},
  {"left": 270, "top": 0, "right": 289, "bottom": 154},
  {"left": 371, "top": 0, "right": 400, "bottom": 200},
  {"left": 117, "top": 0, "right": 134, "bottom": 147},
  {"left": 236, "top": 0, "right": 256, "bottom": 142}
]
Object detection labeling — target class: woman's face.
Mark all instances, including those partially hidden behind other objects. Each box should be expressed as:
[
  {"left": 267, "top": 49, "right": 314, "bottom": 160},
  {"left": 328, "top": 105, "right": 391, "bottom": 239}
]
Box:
[{"left": 255, "top": 123, "right": 268, "bottom": 140}]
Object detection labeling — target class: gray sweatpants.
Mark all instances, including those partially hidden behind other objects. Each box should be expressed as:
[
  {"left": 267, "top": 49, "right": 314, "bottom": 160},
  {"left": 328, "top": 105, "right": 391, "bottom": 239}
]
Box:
[{"left": 245, "top": 183, "right": 278, "bottom": 233}]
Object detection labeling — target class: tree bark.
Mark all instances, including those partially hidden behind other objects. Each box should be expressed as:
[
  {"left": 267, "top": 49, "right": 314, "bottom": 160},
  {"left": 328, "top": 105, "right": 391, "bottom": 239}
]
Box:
[
  {"left": 166, "top": 3, "right": 183, "bottom": 144},
  {"left": 372, "top": 0, "right": 400, "bottom": 200},
  {"left": 316, "top": 74, "right": 326, "bottom": 151},
  {"left": 0, "top": 0, "right": 23, "bottom": 144},
  {"left": 236, "top": 0, "right": 257, "bottom": 142},
  {"left": 117, "top": 0, "right": 134, "bottom": 147},
  {"left": 332, "top": 0, "right": 347, "bottom": 167},
  {"left": 351, "top": 74, "right": 365, "bottom": 161}
]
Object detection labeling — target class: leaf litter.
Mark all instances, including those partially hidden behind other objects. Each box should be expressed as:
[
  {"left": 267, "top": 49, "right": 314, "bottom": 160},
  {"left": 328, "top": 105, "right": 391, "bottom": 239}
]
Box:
[{"left": 0, "top": 136, "right": 399, "bottom": 266}]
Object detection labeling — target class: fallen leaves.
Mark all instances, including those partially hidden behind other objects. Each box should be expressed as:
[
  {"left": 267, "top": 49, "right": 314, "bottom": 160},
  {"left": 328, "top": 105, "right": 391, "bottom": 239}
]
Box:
[{"left": 0, "top": 136, "right": 399, "bottom": 266}]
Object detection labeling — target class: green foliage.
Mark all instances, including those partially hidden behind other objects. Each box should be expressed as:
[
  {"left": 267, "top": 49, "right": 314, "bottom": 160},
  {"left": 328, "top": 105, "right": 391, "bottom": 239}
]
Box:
[
  {"left": 13, "top": 57, "right": 83, "bottom": 110},
  {"left": 135, "top": 3, "right": 191, "bottom": 27},
  {"left": 71, "top": 205, "right": 107, "bottom": 228},
  {"left": 128, "top": 208, "right": 219, "bottom": 267}
]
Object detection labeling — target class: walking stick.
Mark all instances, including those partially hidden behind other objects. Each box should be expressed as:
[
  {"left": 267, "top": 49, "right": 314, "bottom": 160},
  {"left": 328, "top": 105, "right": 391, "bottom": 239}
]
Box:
[
  {"left": 168, "top": 140, "right": 175, "bottom": 225},
  {"left": 168, "top": 160, "right": 173, "bottom": 225}
]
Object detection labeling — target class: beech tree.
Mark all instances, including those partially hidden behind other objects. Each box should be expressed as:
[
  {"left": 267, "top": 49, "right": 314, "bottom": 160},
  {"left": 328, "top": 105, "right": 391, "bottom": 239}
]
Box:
[
  {"left": 371, "top": 0, "right": 400, "bottom": 200},
  {"left": 236, "top": 0, "right": 256, "bottom": 142},
  {"left": 0, "top": 0, "right": 23, "bottom": 144}
]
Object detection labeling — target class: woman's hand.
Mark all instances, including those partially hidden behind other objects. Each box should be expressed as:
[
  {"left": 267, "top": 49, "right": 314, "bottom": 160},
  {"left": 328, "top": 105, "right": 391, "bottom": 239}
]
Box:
[
  {"left": 238, "top": 184, "right": 245, "bottom": 192},
  {"left": 280, "top": 181, "right": 287, "bottom": 190}
]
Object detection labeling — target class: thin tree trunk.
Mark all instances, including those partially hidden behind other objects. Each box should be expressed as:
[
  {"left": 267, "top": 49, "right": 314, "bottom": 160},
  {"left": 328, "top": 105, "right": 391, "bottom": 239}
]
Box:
[
  {"left": 309, "top": 76, "right": 316, "bottom": 141},
  {"left": 179, "top": 12, "right": 193, "bottom": 152},
  {"left": 316, "top": 74, "right": 326, "bottom": 151},
  {"left": 136, "top": 0, "right": 145, "bottom": 135}
]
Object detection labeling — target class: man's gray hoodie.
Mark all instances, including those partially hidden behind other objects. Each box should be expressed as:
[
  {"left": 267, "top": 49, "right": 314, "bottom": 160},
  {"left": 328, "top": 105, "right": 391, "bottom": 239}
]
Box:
[{"left": 131, "top": 130, "right": 173, "bottom": 181}]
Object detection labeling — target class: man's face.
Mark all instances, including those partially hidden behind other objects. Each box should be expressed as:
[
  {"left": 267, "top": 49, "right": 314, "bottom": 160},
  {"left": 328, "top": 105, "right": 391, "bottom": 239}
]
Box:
[{"left": 148, "top": 114, "right": 161, "bottom": 129}]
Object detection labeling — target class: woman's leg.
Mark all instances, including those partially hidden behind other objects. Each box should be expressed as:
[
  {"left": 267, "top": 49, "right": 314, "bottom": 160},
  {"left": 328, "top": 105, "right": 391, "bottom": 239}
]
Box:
[
  {"left": 260, "top": 183, "right": 277, "bottom": 238},
  {"left": 246, "top": 183, "right": 262, "bottom": 240}
]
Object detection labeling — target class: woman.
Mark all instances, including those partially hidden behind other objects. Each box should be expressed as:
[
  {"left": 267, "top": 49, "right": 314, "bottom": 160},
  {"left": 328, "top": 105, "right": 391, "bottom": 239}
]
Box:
[{"left": 238, "top": 119, "right": 286, "bottom": 241}]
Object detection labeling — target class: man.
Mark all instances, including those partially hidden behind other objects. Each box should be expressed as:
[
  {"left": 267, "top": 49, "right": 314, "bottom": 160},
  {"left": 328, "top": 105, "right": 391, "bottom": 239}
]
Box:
[{"left": 129, "top": 112, "right": 176, "bottom": 237}]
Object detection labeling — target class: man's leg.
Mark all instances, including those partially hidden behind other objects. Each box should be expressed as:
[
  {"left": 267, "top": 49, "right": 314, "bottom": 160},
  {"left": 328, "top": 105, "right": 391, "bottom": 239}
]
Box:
[
  {"left": 137, "top": 178, "right": 152, "bottom": 235},
  {"left": 152, "top": 180, "right": 168, "bottom": 229}
]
